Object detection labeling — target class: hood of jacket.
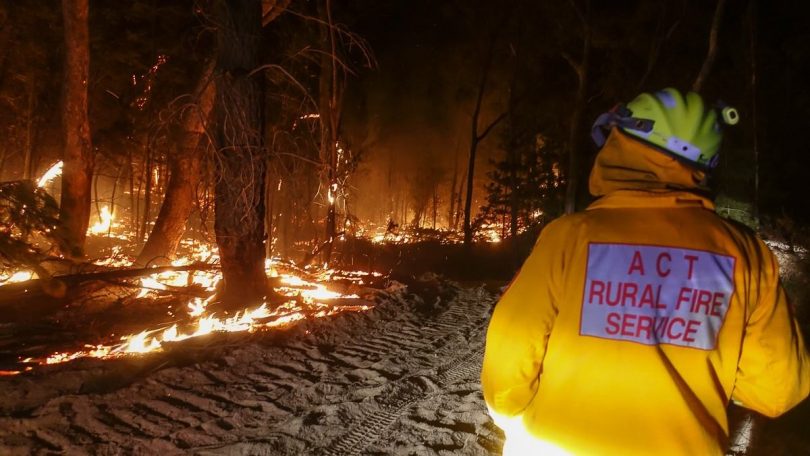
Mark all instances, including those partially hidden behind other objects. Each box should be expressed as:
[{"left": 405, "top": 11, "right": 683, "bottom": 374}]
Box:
[{"left": 588, "top": 128, "right": 709, "bottom": 197}]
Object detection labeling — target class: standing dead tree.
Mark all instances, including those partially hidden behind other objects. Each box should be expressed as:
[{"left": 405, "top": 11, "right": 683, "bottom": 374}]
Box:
[
  {"left": 318, "top": 0, "right": 342, "bottom": 266},
  {"left": 462, "top": 30, "right": 508, "bottom": 246},
  {"left": 59, "top": 0, "right": 93, "bottom": 257},
  {"left": 313, "top": 0, "right": 373, "bottom": 265},
  {"left": 212, "top": 0, "right": 268, "bottom": 307},
  {"left": 135, "top": 60, "right": 216, "bottom": 267}
]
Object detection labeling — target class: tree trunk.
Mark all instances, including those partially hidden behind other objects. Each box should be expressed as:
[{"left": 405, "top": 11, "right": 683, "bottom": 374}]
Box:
[
  {"left": 213, "top": 0, "right": 267, "bottom": 307},
  {"left": 462, "top": 34, "right": 507, "bottom": 246},
  {"left": 431, "top": 185, "right": 438, "bottom": 230},
  {"left": 748, "top": 0, "right": 759, "bottom": 224},
  {"left": 318, "top": 0, "right": 341, "bottom": 266},
  {"left": 692, "top": 0, "right": 727, "bottom": 93},
  {"left": 23, "top": 78, "right": 35, "bottom": 180},
  {"left": 504, "top": 140, "right": 520, "bottom": 238},
  {"left": 453, "top": 167, "right": 466, "bottom": 231},
  {"left": 59, "top": 0, "right": 93, "bottom": 258},
  {"left": 135, "top": 60, "right": 216, "bottom": 267},
  {"left": 448, "top": 147, "right": 459, "bottom": 230},
  {"left": 462, "top": 134, "right": 479, "bottom": 245},
  {"left": 139, "top": 147, "right": 152, "bottom": 244},
  {"left": 459, "top": 7, "right": 514, "bottom": 247},
  {"left": 563, "top": 0, "right": 591, "bottom": 215}
]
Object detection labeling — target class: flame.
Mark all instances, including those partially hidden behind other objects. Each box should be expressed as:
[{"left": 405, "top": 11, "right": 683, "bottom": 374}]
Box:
[
  {"left": 28, "top": 250, "right": 375, "bottom": 368},
  {"left": 1, "top": 271, "right": 35, "bottom": 284},
  {"left": 88, "top": 206, "right": 115, "bottom": 235},
  {"left": 479, "top": 223, "right": 502, "bottom": 243},
  {"left": 36, "top": 161, "right": 63, "bottom": 187},
  {"left": 4, "top": 214, "right": 385, "bottom": 372},
  {"left": 41, "top": 296, "right": 372, "bottom": 365},
  {"left": 278, "top": 274, "right": 359, "bottom": 301}
]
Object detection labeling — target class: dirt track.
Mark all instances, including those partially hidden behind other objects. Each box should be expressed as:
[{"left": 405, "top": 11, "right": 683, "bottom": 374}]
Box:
[{"left": 0, "top": 283, "right": 504, "bottom": 455}]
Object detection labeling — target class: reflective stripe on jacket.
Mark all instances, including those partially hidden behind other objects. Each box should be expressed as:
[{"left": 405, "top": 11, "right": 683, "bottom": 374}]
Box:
[{"left": 481, "top": 129, "right": 810, "bottom": 456}]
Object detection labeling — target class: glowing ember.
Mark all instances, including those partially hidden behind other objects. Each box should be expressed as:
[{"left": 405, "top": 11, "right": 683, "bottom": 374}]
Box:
[
  {"left": 36, "top": 161, "right": 63, "bottom": 187},
  {"left": 1, "top": 270, "right": 35, "bottom": 284},
  {"left": 92, "top": 246, "right": 134, "bottom": 268}
]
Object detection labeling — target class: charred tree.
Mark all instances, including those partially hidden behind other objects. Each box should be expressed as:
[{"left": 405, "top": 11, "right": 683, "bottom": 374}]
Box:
[
  {"left": 135, "top": 60, "right": 216, "bottom": 267},
  {"left": 59, "top": 0, "right": 93, "bottom": 257},
  {"left": 212, "top": 0, "right": 267, "bottom": 306}
]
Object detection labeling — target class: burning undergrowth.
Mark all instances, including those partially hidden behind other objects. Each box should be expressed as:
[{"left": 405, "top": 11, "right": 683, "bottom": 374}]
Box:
[
  {"left": 0, "top": 238, "right": 386, "bottom": 378},
  {"left": 0, "top": 275, "right": 417, "bottom": 418},
  {"left": 0, "top": 163, "right": 527, "bottom": 380}
]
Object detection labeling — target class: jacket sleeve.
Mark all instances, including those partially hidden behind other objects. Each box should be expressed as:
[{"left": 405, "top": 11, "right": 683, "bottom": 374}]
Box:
[
  {"left": 732, "top": 240, "right": 810, "bottom": 418},
  {"left": 481, "top": 221, "right": 563, "bottom": 423}
]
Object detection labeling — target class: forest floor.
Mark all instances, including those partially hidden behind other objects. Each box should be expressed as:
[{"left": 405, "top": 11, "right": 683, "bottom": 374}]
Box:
[
  {"left": 0, "top": 272, "right": 808, "bottom": 455},
  {"left": 0, "top": 279, "right": 505, "bottom": 455}
]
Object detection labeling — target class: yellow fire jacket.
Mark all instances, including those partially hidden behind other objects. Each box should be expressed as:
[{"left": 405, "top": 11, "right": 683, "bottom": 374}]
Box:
[{"left": 482, "top": 129, "right": 810, "bottom": 456}]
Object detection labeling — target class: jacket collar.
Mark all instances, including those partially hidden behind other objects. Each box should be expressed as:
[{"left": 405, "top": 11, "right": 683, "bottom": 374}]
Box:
[
  {"left": 587, "top": 128, "right": 715, "bottom": 211},
  {"left": 587, "top": 189, "right": 715, "bottom": 211}
]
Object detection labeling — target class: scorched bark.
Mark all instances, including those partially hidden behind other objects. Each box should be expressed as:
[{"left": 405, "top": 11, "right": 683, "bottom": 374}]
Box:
[
  {"left": 212, "top": 0, "right": 268, "bottom": 306},
  {"left": 59, "top": 0, "right": 93, "bottom": 257},
  {"left": 136, "top": 60, "right": 216, "bottom": 267}
]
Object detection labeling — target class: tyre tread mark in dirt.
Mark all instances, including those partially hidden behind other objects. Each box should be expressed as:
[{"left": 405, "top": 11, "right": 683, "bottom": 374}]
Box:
[
  {"left": 321, "top": 341, "right": 488, "bottom": 455},
  {"left": 0, "top": 287, "right": 500, "bottom": 454}
]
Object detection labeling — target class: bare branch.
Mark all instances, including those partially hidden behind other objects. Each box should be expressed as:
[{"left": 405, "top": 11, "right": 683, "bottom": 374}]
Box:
[
  {"left": 561, "top": 51, "right": 584, "bottom": 80},
  {"left": 567, "top": 0, "right": 587, "bottom": 28},
  {"left": 249, "top": 63, "right": 318, "bottom": 110},
  {"left": 692, "top": 0, "right": 727, "bottom": 93},
  {"left": 262, "top": 0, "right": 291, "bottom": 26},
  {"left": 477, "top": 111, "right": 508, "bottom": 142}
]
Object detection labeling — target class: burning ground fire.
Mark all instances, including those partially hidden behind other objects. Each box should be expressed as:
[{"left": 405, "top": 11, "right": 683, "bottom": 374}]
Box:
[
  {"left": 0, "top": 236, "right": 378, "bottom": 376},
  {"left": 0, "top": 162, "right": 505, "bottom": 376}
]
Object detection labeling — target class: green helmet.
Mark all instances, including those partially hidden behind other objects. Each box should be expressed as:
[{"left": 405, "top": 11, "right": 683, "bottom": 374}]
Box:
[{"left": 591, "top": 88, "right": 739, "bottom": 169}]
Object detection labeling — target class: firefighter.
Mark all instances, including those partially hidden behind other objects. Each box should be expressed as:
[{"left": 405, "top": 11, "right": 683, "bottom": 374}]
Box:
[{"left": 481, "top": 88, "right": 810, "bottom": 455}]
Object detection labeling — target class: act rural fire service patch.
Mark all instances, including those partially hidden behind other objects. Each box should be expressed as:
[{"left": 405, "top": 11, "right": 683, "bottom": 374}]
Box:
[{"left": 579, "top": 242, "right": 736, "bottom": 350}]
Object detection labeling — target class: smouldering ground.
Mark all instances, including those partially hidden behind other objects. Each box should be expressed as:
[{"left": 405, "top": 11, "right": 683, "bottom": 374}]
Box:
[{"left": 0, "top": 282, "right": 504, "bottom": 455}]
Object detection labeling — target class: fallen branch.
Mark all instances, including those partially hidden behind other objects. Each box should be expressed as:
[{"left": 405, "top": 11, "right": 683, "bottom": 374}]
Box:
[{"left": 0, "top": 263, "right": 221, "bottom": 307}]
